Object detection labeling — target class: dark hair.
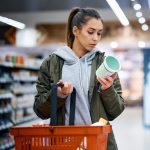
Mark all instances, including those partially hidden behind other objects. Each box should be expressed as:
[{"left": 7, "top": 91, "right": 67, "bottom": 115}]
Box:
[{"left": 67, "top": 7, "right": 102, "bottom": 48}]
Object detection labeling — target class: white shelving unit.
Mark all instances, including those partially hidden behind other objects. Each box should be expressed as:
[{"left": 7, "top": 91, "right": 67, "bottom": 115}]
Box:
[{"left": 0, "top": 55, "right": 42, "bottom": 150}]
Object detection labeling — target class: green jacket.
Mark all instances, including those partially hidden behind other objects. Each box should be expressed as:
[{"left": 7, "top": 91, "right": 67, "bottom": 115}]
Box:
[{"left": 34, "top": 51, "right": 125, "bottom": 150}]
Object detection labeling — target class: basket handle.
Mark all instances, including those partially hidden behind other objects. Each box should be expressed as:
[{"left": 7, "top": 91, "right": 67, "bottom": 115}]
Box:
[{"left": 50, "top": 83, "right": 76, "bottom": 126}]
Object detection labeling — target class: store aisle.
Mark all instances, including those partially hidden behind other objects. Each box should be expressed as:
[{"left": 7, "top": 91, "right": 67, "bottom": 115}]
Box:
[{"left": 112, "top": 106, "right": 150, "bottom": 150}]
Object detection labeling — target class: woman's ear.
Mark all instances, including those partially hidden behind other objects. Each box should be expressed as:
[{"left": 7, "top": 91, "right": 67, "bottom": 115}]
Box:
[{"left": 72, "top": 26, "right": 79, "bottom": 37}]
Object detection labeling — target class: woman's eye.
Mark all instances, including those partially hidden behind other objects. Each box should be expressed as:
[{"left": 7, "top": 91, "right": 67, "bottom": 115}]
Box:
[
  {"left": 97, "top": 33, "right": 101, "bottom": 36},
  {"left": 88, "top": 31, "right": 93, "bottom": 35}
]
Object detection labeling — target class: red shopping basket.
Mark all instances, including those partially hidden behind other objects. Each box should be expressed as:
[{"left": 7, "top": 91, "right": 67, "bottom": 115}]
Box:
[{"left": 10, "top": 124, "right": 112, "bottom": 150}]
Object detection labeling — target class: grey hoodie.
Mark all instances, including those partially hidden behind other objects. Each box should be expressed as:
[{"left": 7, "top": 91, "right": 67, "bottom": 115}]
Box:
[{"left": 53, "top": 46, "right": 99, "bottom": 125}]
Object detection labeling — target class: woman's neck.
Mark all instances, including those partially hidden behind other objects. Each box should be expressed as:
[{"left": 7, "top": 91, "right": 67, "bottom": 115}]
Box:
[{"left": 72, "top": 42, "right": 87, "bottom": 58}]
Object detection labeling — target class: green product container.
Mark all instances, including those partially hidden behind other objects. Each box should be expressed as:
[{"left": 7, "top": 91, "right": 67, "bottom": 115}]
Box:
[{"left": 96, "top": 55, "right": 121, "bottom": 78}]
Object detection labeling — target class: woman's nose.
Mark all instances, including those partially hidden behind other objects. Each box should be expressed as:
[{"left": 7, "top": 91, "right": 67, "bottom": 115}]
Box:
[{"left": 93, "top": 34, "right": 99, "bottom": 41}]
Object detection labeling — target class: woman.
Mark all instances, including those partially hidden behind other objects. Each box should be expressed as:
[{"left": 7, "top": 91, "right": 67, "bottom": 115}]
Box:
[{"left": 34, "top": 7, "right": 125, "bottom": 150}]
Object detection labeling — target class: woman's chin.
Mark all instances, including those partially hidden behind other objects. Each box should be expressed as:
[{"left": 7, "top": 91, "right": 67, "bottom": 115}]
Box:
[{"left": 87, "top": 47, "right": 95, "bottom": 51}]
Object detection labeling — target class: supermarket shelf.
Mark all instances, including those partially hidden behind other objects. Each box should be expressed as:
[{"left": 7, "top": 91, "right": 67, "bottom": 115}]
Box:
[
  {"left": 0, "top": 105, "right": 12, "bottom": 114},
  {"left": 0, "top": 78, "right": 37, "bottom": 83},
  {"left": 13, "top": 91, "right": 36, "bottom": 96},
  {"left": 15, "top": 115, "right": 38, "bottom": 125},
  {"left": 0, "top": 62, "right": 39, "bottom": 71},
  {"left": 125, "top": 99, "right": 143, "bottom": 106},
  {"left": 16, "top": 103, "right": 33, "bottom": 110},
  {"left": 0, "top": 93, "right": 14, "bottom": 100},
  {"left": 0, "top": 78, "right": 13, "bottom": 84},
  {"left": 0, "top": 122, "right": 13, "bottom": 131},
  {"left": 13, "top": 78, "right": 37, "bottom": 82},
  {"left": 0, "top": 55, "right": 41, "bottom": 150},
  {"left": 0, "top": 137, "right": 14, "bottom": 150}
]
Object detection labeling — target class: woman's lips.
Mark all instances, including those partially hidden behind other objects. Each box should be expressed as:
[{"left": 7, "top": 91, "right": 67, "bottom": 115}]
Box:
[{"left": 89, "top": 44, "right": 96, "bottom": 47}]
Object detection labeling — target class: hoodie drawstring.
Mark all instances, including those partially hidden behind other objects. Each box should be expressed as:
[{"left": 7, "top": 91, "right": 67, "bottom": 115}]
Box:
[
  {"left": 78, "top": 59, "right": 84, "bottom": 92},
  {"left": 85, "top": 57, "right": 89, "bottom": 93}
]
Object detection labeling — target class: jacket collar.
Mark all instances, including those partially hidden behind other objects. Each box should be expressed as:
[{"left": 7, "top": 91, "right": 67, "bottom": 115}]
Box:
[{"left": 88, "top": 52, "right": 105, "bottom": 102}]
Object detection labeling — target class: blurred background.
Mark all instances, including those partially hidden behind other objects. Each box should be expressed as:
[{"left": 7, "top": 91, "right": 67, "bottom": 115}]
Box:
[{"left": 0, "top": 0, "right": 150, "bottom": 149}]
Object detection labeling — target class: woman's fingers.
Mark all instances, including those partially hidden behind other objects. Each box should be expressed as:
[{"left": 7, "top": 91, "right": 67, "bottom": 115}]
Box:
[
  {"left": 96, "top": 73, "right": 117, "bottom": 90},
  {"left": 97, "top": 77, "right": 107, "bottom": 86},
  {"left": 63, "top": 82, "right": 73, "bottom": 95},
  {"left": 57, "top": 81, "right": 73, "bottom": 95},
  {"left": 68, "top": 83, "right": 73, "bottom": 93},
  {"left": 111, "top": 72, "right": 117, "bottom": 79}
]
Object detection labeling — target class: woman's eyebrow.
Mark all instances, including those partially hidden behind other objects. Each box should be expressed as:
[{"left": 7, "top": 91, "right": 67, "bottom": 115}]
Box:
[{"left": 88, "top": 27, "right": 103, "bottom": 31}]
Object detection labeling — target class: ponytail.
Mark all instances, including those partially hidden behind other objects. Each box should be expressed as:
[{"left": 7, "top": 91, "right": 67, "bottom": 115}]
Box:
[{"left": 67, "top": 7, "right": 80, "bottom": 48}]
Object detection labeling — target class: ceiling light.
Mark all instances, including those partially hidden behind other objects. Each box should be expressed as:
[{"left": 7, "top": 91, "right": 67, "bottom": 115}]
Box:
[
  {"left": 106, "top": 0, "right": 129, "bottom": 26},
  {"left": 133, "top": 3, "right": 141, "bottom": 10},
  {"left": 138, "top": 41, "right": 146, "bottom": 48},
  {"left": 110, "top": 41, "right": 118, "bottom": 48},
  {"left": 136, "top": 11, "right": 142, "bottom": 18},
  {"left": 138, "top": 17, "right": 146, "bottom": 24},
  {"left": 0, "top": 16, "right": 25, "bottom": 29},
  {"left": 141, "top": 24, "right": 149, "bottom": 31}
]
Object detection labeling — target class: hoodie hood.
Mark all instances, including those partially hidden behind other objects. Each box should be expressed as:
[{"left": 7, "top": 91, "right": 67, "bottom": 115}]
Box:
[{"left": 53, "top": 45, "right": 100, "bottom": 65}]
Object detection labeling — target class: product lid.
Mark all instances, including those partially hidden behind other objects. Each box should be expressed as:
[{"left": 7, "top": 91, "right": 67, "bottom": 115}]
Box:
[{"left": 104, "top": 55, "right": 121, "bottom": 73}]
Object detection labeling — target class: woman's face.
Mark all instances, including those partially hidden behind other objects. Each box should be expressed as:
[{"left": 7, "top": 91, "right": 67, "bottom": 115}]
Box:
[{"left": 73, "top": 18, "right": 103, "bottom": 52}]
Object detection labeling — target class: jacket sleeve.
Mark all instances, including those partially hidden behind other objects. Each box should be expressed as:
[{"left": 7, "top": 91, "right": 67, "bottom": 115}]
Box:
[
  {"left": 33, "top": 57, "right": 66, "bottom": 119},
  {"left": 100, "top": 75, "right": 125, "bottom": 121}
]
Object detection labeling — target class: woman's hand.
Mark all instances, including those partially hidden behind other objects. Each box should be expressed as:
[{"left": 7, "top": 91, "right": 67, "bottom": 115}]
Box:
[
  {"left": 57, "top": 80, "right": 73, "bottom": 96},
  {"left": 96, "top": 73, "right": 117, "bottom": 91}
]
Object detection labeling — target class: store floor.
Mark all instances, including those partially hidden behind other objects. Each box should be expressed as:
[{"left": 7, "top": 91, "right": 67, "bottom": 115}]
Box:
[
  {"left": 12, "top": 106, "right": 150, "bottom": 150},
  {"left": 112, "top": 106, "right": 150, "bottom": 150}
]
